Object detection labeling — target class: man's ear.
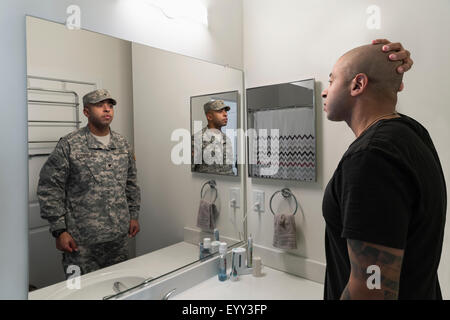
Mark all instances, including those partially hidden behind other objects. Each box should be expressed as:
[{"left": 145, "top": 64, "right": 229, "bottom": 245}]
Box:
[
  {"left": 350, "top": 73, "right": 368, "bottom": 97},
  {"left": 205, "top": 112, "right": 213, "bottom": 121},
  {"left": 83, "top": 106, "right": 89, "bottom": 118}
]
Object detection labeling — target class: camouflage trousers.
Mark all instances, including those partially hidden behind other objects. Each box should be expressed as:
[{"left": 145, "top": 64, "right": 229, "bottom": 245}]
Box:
[{"left": 62, "top": 236, "right": 129, "bottom": 278}]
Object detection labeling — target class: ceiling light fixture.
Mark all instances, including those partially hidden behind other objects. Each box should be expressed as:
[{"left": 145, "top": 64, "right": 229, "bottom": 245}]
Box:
[{"left": 143, "top": 0, "right": 208, "bottom": 26}]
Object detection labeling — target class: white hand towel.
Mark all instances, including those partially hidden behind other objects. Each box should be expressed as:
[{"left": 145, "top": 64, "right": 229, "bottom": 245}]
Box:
[
  {"left": 197, "top": 199, "right": 219, "bottom": 230},
  {"left": 273, "top": 213, "right": 297, "bottom": 250}
]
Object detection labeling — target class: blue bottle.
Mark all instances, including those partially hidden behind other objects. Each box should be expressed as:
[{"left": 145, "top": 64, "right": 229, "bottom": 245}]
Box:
[{"left": 214, "top": 228, "right": 220, "bottom": 241}]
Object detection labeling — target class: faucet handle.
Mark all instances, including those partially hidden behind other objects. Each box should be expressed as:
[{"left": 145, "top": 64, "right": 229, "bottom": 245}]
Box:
[{"left": 162, "top": 288, "right": 176, "bottom": 300}]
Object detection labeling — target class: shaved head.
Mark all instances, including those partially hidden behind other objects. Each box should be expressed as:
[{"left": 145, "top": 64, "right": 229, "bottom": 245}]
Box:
[
  {"left": 337, "top": 43, "right": 403, "bottom": 100},
  {"left": 322, "top": 43, "right": 404, "bottom": 122}
]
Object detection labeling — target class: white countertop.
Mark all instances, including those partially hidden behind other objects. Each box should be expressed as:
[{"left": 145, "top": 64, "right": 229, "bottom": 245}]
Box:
[
  {"left": 29, "top": 241, "right": 325, "bottom": 300},
  {"left": 29, "top": 241, "right": 199, "bottom": 300},
  {"left": 173, "top": 266, "right": 324, "bottom": 300}
]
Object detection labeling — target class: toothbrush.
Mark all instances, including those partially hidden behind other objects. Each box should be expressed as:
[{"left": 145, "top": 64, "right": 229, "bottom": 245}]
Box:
[
  {"left": 247, "top": 235, "right": 253, "bottom": 268},
  {"left": 230, "top": 252, "right": 238, "bottom": 281}
]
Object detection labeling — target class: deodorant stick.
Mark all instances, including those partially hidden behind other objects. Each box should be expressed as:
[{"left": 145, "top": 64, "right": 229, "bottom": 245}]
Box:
[{"left": 252, "top": 256, "right": 263, "bottom": 277}]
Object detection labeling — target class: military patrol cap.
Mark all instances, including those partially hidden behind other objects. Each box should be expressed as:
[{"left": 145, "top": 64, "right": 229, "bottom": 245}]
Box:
[
  {"left": 83, "top": 89, "right": 117, "bottom": 107},
  {"left": 203, "top": 100, "right": 230, "bottom": 114}
]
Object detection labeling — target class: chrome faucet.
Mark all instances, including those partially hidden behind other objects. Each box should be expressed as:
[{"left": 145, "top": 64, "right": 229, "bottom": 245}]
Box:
[
  {"left": 103, "top": 281, "right": 129, "bottom": 300},
  {"left": 162, "top": 288, "right": 176, "bottom": 300},
  {"left": 113, "top": 281, "right": 127, "bottom": 293}
]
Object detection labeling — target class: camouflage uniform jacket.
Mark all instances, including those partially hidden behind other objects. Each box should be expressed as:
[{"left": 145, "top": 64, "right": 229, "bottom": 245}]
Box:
[
  {"left": 37, "top": 126, "right": 141, "bottom": 245},
  {"left": 191, "top": 126, "right": 234, "bottom": 175}
]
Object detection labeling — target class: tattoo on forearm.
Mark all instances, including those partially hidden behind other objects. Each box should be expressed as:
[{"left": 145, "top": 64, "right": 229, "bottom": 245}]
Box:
[
  {"left": 380, "top": 275, "right": 400, "bottom": 292},
  {"left": 383, "top": 290, "right": 397, "bottom": 300},
  {"left": 347, "top": 239, "right": 403, "bottom": 300}
]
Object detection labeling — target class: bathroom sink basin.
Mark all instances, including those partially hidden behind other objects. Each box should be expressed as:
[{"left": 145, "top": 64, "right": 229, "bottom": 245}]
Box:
[{"left": 44, "top": 270, "right": 147, "bottom": 300}]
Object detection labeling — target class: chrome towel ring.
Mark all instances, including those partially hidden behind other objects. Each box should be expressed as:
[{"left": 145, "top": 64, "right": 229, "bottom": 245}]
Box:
[
  {"left": 269, "top": 188, "right": 298, "bottom": 216},
  {"left": 200, "top": 180, "right": 218, "bottom": 203}
]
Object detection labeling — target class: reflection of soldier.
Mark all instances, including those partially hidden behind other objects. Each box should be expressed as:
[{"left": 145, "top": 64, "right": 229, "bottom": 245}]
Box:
[
  {"left": 37, "top": 89, "right": 141, "bottom": 276},
  {"left": 192, "top": 100, "right": 234, "bottom": 175}
]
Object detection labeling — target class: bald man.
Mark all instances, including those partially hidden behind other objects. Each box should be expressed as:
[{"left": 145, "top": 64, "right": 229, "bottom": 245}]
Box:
[{"left": 322, "top": 43, "right": 447, "bottom": 300}]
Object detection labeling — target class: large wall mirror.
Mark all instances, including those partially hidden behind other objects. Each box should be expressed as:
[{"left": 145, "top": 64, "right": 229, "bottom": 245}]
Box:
[{"left": 26, "top": 16, "right": 245, "bottom": 300}]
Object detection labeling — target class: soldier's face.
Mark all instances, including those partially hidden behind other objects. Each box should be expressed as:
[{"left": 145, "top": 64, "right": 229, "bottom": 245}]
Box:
[
  {"left": 84, "top": 100, "right": 114, "bottom": 128},
  {"left": 206, "top": 109, "right": 228, "bottom": 128}
]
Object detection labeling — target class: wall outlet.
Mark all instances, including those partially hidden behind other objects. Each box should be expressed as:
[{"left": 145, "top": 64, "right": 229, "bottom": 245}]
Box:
[
  {"left": 229, "top": 187, "right": 240, "bottom": 209},
  {"left": 253, "top": 190, "right": 265, "bottom": 212}
]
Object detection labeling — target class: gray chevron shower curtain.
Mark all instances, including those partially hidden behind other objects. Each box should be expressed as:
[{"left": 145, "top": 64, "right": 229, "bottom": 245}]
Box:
[{"left": 249, "top": 107, "right": 316, "bottom": 181}]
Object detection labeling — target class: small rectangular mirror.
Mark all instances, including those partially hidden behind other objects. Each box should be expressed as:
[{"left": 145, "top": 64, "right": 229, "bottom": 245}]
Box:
[
  {"left": 246, "top": 79, "right": 316, "bottom": 181},
  {"left": 191, "top": 91, "right": 239, "bottom": 176}
]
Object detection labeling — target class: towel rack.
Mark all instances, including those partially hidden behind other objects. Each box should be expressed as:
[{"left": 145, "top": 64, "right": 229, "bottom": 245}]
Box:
[
  {"left": 27, "top": 87, "right": 81, "bottom": 144},
  {"left": 27, "top": 85, "right": 80, "bottom": 156},
  {"left": 27, "top": 75, "right": 96, "bottom": 158},
  {"left": 200, "top": 180, "right": 217, "bottom": 202},
  {"left": 269, "top": 188, "right": 298, "bottom": 215}
]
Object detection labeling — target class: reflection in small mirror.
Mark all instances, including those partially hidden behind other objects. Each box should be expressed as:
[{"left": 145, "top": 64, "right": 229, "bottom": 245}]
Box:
[
  {"left": 191, "top": 91, "right": 239, "bottom": 176},
  {"left": 246, "top": 79, "right": 316, "bottom": 181}
]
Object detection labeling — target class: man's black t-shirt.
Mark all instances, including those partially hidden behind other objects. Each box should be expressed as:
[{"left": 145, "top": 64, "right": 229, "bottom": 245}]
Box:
[{"left": 322, "top": 113, "right": 447, "bottom": 300}]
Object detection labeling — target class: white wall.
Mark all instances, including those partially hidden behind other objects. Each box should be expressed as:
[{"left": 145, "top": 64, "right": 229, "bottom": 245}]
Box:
[
  {"left": 115, "top": 0, "right": 243, "bottom": 70},
  {"left": 0, "top": 0, "right": 243, "bottom": 299},
  {"left": 26, "top": 16, "right": 134, "bottom": 144},
  {"left": 243, "top": 0, "right": 450, "bottom": 297},
  {"left": 131, "top": 42, "right": 244, "bottom": 256}
]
